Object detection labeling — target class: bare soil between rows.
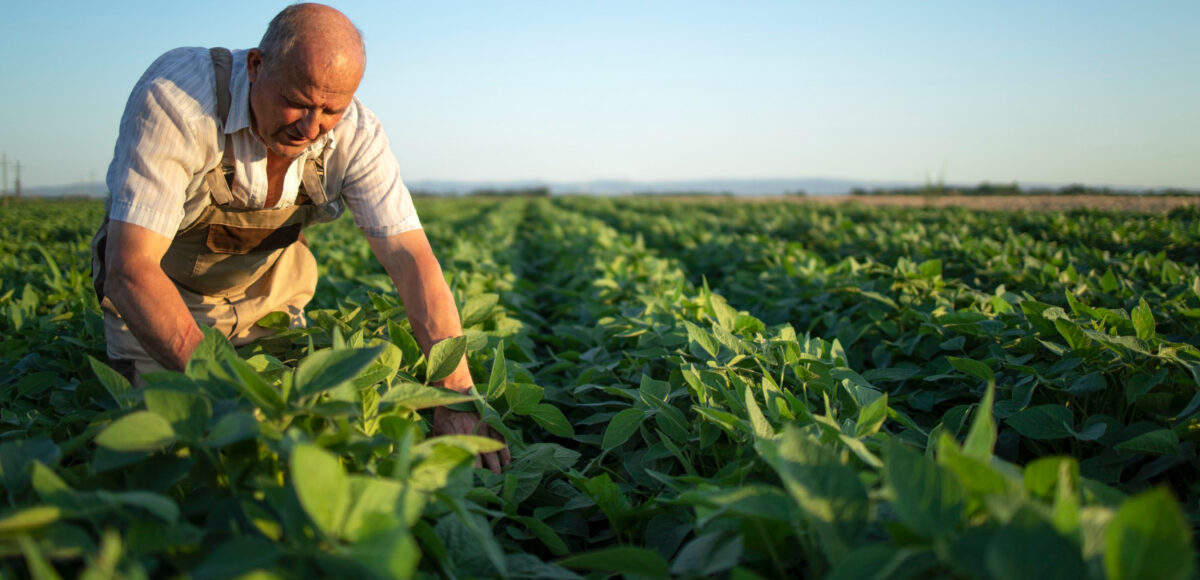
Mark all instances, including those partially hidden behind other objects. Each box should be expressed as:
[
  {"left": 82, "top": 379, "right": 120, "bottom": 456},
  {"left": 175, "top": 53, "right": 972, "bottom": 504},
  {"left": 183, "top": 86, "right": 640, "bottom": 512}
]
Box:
[{"left": 798, "top": 194, "right": 1200, "bottom": 213}]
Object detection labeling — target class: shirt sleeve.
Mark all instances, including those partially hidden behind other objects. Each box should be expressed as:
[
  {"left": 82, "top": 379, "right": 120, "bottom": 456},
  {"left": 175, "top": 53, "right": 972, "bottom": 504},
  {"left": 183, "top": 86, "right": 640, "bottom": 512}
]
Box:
[
  {"left": 335, "top": 99, "right": 422, "bottom": 238},
  {"left": 106, "top": 48, "right": 216, "bottom": 238}
]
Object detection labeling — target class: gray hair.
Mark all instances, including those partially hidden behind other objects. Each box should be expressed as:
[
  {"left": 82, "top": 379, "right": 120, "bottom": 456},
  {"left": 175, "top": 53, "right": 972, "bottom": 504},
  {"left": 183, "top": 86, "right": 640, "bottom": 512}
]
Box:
[{"left": 258, "top": 3, "right": 366, "bottom": 72}]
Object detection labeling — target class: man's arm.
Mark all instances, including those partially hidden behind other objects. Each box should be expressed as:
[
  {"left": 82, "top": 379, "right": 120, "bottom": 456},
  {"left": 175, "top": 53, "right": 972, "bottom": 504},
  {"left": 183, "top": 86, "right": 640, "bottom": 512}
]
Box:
[
  {"left": 104, "top": 221, "right": 204, "bottom": 371},
  {"left": 366, "top": 229, "right": 511, "bottom": 472}
]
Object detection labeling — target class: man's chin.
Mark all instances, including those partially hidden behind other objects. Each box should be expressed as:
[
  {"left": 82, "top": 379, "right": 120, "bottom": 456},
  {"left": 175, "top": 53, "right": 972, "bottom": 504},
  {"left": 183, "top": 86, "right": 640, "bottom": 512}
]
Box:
[{"left": 268, "top": 142, "right": 308, "bottom": 159}]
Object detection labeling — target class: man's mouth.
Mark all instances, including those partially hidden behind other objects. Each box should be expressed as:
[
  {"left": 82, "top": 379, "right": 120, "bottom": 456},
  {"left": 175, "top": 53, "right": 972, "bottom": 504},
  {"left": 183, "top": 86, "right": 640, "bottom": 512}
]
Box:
[{"left": 281, "top": 129, "right": 308, "bottom": 145}]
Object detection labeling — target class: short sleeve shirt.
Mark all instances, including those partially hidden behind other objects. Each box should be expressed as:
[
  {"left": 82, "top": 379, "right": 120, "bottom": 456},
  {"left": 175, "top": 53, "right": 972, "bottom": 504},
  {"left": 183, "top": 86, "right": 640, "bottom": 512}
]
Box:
[{"left": 105, "top": 47, "right": 421, "bottom": 238}]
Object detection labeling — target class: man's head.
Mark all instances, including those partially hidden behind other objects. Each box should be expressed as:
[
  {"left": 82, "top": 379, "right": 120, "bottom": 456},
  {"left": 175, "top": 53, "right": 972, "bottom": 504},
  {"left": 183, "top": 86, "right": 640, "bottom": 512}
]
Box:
[{"left": 247, "top": 3, "right": 365, "bottom": 159}]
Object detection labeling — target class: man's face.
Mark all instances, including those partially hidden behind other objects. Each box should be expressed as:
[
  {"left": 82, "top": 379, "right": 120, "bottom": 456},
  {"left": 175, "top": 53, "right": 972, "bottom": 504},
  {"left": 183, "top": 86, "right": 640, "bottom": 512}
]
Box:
[{"left": 246, "top": 49, "right": 361, "bottom": 159}]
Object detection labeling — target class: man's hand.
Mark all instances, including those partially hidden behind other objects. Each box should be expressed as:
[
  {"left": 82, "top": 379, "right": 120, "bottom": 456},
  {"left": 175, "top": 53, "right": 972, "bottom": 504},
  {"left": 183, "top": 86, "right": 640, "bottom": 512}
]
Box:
[
  {"left": 365, "top": 231, "right": 511, "bottom": 472},
  {"left": 432, "top": 406, "right": 511, "bottom": 474}
]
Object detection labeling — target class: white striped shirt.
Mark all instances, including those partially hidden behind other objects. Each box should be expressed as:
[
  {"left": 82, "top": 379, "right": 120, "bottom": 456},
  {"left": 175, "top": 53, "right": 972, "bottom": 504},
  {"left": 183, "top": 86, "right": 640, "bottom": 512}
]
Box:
[{"left": 106, "top": 47, "right": 421, "bottom": 238}]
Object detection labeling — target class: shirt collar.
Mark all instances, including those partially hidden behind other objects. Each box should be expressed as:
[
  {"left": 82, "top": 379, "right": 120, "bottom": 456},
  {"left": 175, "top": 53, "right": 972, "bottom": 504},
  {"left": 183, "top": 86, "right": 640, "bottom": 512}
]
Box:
[{"left": 224, "top": 49, "right": 337, "bottom": 154}]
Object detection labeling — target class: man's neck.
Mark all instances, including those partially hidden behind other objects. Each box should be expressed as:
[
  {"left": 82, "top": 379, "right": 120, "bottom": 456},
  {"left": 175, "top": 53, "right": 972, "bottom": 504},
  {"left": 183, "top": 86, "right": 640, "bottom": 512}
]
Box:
[{"left": 264, "top": 150, "right": 293, "bottom": 208}]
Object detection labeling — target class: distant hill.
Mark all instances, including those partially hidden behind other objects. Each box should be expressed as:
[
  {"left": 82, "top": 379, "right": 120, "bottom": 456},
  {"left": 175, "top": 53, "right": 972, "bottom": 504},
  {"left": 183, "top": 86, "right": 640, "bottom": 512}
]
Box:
[
  {"left": 25, "top": 177, "right": 1177, "bottom": 199},
  {"left": 21, "top": 183, "right": 108, "bottom": 198},
  {"left": 22, "top": 178, "right": 910, "bottom": 198},
  {"left": 408, "top": 178, "right": 916, "bottom": 196}
]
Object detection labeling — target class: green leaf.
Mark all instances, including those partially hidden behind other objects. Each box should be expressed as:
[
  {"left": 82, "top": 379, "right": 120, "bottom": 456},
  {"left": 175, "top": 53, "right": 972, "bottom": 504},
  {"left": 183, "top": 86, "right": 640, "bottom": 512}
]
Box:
[
  {"left": 558, "top": 547, "right": 669, "bottom": 579},
  {"left": 341, "top": 477, "right": 404, "bottom": 541},
  {"left": 1125, "top": 369, "right": 1167, "bottom": 404},
  {"left": 1067, "top": 372, "right": 1108, "bottom": 397},
  {"left": 884, "top": 439, "right": 964, "bottom": 538},
  {"left": 855, "top": 392, "right": 888, "bottom": 438},
  {"left": 963, "top": 380, "right": 997, "bottom": 460},
  {"left": 388, "top": 320, "right": 423, "bottom": 368},
  {"left": 410, "top": 445, "right": 474, "bottom": 495},
  {"left": 254, "top": 311, "right": 292, "bottom": 330},
  {"left": 95, "top": 411, "right": 176, "bottom": 452},
  {"left": 936, "top": 433, "right": 1018, "bottom": 498},
  {"left": 756, "top": 427, "right": 868, "bottom": 561},
  {"left": 344, "top": 518, "right": 420, "bottom": 580},
  {"left": 460, "top": 293, "right": 499, "bottom": 327},
  {"left": 295, "top": 345, "right": 385, "bottom": 397},
  {"left": 505, "top": 382, "right": 544, "bottom": 415},
  {"left": 487, "top": 342, "right": 507, "bottom": 400},
  {"left": 1024, "top": 456, "right": 1079, "bottom": 499},
  {"left": 670, "top": 531, "right": 743, "bottom": 577},
  {"left": 96, "top": 490, "right": 179, "bottom": 524},
  {"left": 512, "top": 516, "right": 569, "bottom": 556},
  {"left": 17, "top": 535, "right": 63, "bottom": 580},
  {"left": 88, "top": 356, "right": 135, "bottom": 410},
  {"left": 190, "top": 537, "right": 280, "bottom": 580},
  {"left": 0, "top": 438, "right": 60, "bottom": 497},
  {"left": 1132, "top": 299, "right": 1156, "bottom": 341},
  {"left": 380, "top": 381, "right": 479, "bottom": 411},
  {"left": 1105, "top": 488, "right": 1195, "bottom": 580},
  {"left": 1100, "top": 269, "right": 1120, "bottom": 293},
  {"left": 826, "top": 545, "right": 910, "bottom": 580},
  {"left": 1053, "top": 318, "right": 1091, "bottom": 350},
  {"left": 1114, "top": 429, "right": 1179, "bottom": 456},
  {"left": 985, "top": 510, "right": 1088, "bottom": 580},
  {"left": 683, "top": 321, "right": 719, "bottom": 359},
  {"left": 0, "top": 505, "right": 61, "bottom": 534},
  {"left": 144, "top": 388, "right": 211, "bottom": 441},
  {"left": 744, "top": 388, "right": 775, "bottom": 439},
  {"left": 427, "top": 336, "right": 468, "bottom": 383},
  {"left": 1005, "top": 405, "right": 1074, "bottom": 440},
  {"left": 224, "top": 355, "right": 286, "bottom": 414},
  {"left": 602, "top": 408, "right": 647, "bottom": 451},
  {"left": 530, "top": 403, "right": 574, "bottom": 438},
  {"left": 948, "top": 356, "right": 995, "bottom": 385},
  {"left": 203, "top": 412, "right": 260, "bottom": 448},
  {"left": 290, "top": 444, "right": 350, "bottom": 539},
  {"left": 417, "top": 435, "right": 507, "bottom": 456},
  {"left": 676, "top": 485, "right": 795, "bottom": 524}
]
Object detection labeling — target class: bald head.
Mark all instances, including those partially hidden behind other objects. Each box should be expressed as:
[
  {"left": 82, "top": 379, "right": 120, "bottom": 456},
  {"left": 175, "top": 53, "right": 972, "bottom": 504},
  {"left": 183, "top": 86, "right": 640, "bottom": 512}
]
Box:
[
  {"left": 246, "top": 3, "right": 366, "bottom": 158},
  {"left": 258, "top": 3, "right": 365, "bottom": 80}
]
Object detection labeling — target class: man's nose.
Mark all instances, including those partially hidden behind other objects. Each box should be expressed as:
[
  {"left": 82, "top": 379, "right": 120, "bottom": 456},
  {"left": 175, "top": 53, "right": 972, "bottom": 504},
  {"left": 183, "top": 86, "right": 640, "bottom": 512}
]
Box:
[{"left": 298, "top": 110, "right": 322, "bottom": 140}]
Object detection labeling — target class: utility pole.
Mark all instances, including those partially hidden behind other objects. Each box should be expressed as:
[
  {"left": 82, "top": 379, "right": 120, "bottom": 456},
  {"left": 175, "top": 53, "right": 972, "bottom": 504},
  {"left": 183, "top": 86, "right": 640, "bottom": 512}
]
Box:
[
  {"left": 2, "top": 153, "right": 8, "bottom": 208},
  {"left": 13, "top": 160, "right": 21, "bottom": 200}
]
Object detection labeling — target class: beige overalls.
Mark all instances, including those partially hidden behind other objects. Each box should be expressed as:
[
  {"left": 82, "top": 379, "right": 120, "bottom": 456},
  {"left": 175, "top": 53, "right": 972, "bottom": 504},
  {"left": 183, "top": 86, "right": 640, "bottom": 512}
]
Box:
[{"left": 92, "top": 48, "right": 329, "bottom": 381}]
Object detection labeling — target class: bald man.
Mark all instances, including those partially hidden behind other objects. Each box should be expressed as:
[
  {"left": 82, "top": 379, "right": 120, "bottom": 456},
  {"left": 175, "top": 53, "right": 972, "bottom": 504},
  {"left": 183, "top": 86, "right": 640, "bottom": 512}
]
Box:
[{"left": 90, "top": 4, "right": 509, "bottom": 472}]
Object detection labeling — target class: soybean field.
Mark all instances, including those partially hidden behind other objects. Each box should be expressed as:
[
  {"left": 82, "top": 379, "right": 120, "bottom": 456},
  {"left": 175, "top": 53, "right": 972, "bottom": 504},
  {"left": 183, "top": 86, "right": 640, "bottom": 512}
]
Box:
[{"left": 1, "top": 196, "right": 1198, "bottom": 579}]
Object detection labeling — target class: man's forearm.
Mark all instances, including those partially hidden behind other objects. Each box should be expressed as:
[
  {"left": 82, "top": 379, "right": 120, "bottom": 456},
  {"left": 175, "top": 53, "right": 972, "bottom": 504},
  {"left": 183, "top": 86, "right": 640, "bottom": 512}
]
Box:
[
  {"left": 106, "top": 267, "right": 203, "bottom": 371},
  {"left": 368, "top": 231, "right": 473, "bottom": 392},
  {"left": 399, "top": 262, "right": 473, "bottom": 392}
]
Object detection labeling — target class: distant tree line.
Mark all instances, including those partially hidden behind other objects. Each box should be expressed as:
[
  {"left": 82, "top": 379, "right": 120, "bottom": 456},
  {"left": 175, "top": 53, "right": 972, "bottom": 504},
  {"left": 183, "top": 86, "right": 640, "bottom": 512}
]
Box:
[
  {"left": 631, "top": 190, "right": 736, "bottom": 197},
  {"left": 849, "top": 182, "right": 1200, "bottom": 197},
  {"left": 468, "top": 186, "right": 551, "bottom": 197},
  {"left": 409, "top": 187, "right": 551, "bottom": 197}
]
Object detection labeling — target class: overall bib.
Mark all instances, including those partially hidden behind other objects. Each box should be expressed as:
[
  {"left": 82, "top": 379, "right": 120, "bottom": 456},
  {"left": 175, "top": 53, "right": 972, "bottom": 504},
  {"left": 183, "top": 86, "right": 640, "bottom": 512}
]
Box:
[{"left": 91, "top": 48, "right": 329, "bottom": 381}]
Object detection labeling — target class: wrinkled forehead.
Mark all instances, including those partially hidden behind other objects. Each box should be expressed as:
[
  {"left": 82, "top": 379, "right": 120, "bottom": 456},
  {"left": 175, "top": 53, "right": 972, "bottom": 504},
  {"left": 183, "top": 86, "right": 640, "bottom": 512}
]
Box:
[{"left": 276, "top": 48, "right": 363, "bottom": 94}]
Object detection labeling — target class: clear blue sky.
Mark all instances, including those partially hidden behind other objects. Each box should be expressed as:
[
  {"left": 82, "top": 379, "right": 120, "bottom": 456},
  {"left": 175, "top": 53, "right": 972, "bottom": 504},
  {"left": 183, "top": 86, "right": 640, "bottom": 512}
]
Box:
[{"left": 2, "top": 1, "right": 1198, "bottom": 190}]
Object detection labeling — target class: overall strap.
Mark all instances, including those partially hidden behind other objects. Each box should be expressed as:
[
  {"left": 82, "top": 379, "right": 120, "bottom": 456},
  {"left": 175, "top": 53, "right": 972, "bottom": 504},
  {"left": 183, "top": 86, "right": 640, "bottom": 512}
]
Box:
[
  {"left": 301, "top": 154, "right": 328, "bottom": 205},
  {"left": 204, "top": 47, "right": 236, "bottom": 206}
]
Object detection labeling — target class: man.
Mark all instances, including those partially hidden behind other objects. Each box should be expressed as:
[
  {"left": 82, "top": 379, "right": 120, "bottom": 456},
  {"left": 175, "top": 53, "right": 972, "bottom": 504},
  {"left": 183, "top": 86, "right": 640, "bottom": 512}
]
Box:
[{"left": 91, "top": 3, "right": 509, "bottom": 472}]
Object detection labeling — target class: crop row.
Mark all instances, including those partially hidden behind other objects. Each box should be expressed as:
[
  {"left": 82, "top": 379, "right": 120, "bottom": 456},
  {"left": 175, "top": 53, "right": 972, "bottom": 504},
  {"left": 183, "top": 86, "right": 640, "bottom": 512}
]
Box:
[{"left": 0, "top": 198, "right": 1196, "bottom": 579}]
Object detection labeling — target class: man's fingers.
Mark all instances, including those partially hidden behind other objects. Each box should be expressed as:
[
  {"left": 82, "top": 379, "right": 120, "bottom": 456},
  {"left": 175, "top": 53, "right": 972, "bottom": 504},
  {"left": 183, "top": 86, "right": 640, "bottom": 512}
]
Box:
[
  {"left": 483, "top": 424, "right": 512, "bottom": 467},
  {"left": 483, "top": 451, "right": 502, "bottom": 474}
]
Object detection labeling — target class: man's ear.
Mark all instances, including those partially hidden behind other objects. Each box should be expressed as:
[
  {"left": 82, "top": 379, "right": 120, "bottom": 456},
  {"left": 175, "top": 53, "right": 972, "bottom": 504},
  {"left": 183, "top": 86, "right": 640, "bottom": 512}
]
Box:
[{"left": 246, "top": 48, "right": 263, "bottom": 83}]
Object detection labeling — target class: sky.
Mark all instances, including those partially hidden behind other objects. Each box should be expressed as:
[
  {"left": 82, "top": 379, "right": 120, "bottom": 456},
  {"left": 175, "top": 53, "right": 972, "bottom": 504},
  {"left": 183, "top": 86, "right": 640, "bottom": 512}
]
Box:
[{"left": 1, "top": 1, "right": 1198, "bottom": 191}]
